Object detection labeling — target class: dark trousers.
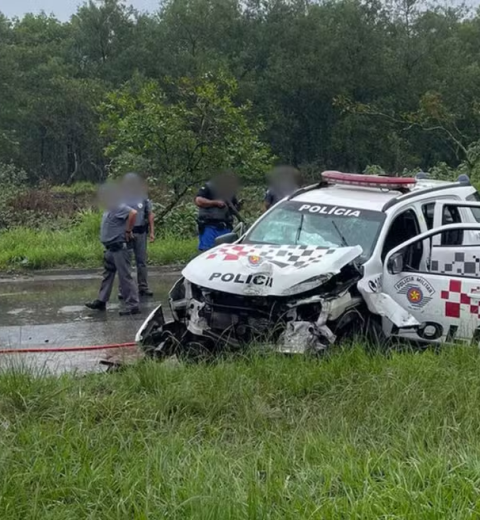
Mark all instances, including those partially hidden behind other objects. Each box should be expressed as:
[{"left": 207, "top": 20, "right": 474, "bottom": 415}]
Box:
[
  {"left": 132, "top": 232, "right": 149, "bottom": 291},
  {"left": 119, "top": 233, "right": 149, "bottom": 296},
  {"left": 98, "top": 246, "right": 139, "bottom": 310}
]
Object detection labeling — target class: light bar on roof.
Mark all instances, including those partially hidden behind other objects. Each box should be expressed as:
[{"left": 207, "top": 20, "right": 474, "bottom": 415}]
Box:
[{"left": 322, "top": 171, "right": 416, "bottom": 191}]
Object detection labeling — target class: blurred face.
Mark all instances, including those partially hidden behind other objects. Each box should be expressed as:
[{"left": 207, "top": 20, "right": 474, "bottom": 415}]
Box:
[
  {"left": 213, "top": 172, "right": 238, "bottom": 199},
  {"left": 98, "top": 183, "right": 121, "bottom": 210},
  {"left": 269, "top": 167, "right": 299, "bottom": 192},
  {"left": 122, "top": 174, "right": 145, "bottom": 198}
]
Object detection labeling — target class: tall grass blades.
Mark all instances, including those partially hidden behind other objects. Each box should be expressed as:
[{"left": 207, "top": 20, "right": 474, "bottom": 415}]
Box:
[
  {"left": 2, "top": 347, "right": 480, "bottom": 518},
  {"left": 0, "top": 211, "right": 197, "bottom": 269}
]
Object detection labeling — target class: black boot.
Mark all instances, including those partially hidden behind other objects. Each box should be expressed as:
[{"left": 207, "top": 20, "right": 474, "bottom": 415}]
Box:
[
  {"left": 85, "top": 300, "right": 106, "bottom": 311},
  {"left": 139, "top": 289, "right": 154, "bottom": 297}
]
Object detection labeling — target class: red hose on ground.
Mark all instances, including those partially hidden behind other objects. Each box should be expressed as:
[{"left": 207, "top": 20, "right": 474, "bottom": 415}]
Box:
[{"left": 0, "top": 342, "right": 136, "bottom": 355}]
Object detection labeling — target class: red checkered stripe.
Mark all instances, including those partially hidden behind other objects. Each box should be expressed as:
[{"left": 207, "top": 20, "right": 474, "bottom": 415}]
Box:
[
  {"left": 441, "top": 280, "right": 480, "bottom": 318},
  {"left": 206, "top": 245, "right": 258, "bottom": 261},
  {"left": 205, "top": 244, "right": 329, "bottom": 264}
]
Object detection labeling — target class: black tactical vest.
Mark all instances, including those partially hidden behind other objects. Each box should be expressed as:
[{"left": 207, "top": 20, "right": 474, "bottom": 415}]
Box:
[{"left": 198, "top": 182, "right": 232, "bottom": 223}]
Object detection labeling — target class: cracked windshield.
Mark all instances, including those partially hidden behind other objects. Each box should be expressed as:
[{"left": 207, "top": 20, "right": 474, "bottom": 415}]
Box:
[{"left": 245, "top": 201, "right": 385, "bottom": 259}]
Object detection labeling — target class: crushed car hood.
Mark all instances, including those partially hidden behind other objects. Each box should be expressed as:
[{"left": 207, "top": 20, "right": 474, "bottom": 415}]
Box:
[{"left": 182, "top": 243, "right": 363, "bottom": 297}]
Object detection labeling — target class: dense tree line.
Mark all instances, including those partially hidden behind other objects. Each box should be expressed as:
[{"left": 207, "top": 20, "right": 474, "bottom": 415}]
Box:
[{"left": 1, "top": 0, "right": 480, "bottom": 185}]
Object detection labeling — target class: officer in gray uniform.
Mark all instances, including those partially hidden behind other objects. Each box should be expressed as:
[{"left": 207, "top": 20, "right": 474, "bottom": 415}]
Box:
[
  {"left": 120, "top": 173, "right": 155, "bottom": 297},
  {"left": 85, "top": 183, "right": 140, "bottom": 316}
]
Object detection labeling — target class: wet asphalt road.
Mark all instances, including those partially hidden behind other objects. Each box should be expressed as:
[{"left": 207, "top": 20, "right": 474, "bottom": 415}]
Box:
[{"left": 0, "top": 270, "right": 179, "bottom": 373}]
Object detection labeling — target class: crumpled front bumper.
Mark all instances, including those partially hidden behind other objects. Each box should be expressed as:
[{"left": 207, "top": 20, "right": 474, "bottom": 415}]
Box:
[
  {"left": 135, "top": 305, "right": 165, "bottom": 346},
  {"left": 136, "top": 288, "right": 351, "bottom": 356}
]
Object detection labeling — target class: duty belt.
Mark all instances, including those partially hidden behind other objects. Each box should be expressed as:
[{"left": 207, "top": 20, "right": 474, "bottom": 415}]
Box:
[
  {"left": 104, "top": 241, "right": 132, "bottom": 252},
  {"left": 197, "top": 219, "right": 232, "bottom": 230},
  {"left": 133, "top": 225, "right": 147, "bottom": 234}
]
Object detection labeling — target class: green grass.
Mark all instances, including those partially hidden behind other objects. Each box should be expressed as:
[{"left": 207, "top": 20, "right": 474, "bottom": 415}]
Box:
[
  {"left": 0, "top": 211, "right": 197, "bottom": 269},
  {"left": 2, "top": 346, "right": 480, "bottom": 518},
  {"left": 50, "top": 181, "right": 97, "bottom": 196}
]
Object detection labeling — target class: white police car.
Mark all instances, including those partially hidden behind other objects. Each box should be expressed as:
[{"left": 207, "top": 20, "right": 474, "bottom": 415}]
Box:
[{"left": 137, "top": 171, "right": 480, "bottom": 355}]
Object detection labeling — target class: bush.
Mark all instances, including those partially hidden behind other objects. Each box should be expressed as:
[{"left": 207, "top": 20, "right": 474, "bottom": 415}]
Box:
[{"left": 0, "top": 162, "right": 27, "bottom": 186}]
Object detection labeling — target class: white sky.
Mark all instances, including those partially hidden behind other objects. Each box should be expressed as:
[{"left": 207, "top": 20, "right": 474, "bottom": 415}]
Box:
[
  {"left": 0, "top": 0, "right": 160, "bottom": 21},
  {"left": 0, "top": 0, "right": 478, "bottom": 21}
]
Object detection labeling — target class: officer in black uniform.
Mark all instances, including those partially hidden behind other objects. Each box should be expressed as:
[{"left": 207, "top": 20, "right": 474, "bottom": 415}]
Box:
[
  {"left": 195, "top": 171, "right": 241, "bottom": 251},
  {"left": 265, "top": 166, "right": 302, "bottom": 210},
  {"left": 85, "top": 183, "right": 140, "bottom": 316}
]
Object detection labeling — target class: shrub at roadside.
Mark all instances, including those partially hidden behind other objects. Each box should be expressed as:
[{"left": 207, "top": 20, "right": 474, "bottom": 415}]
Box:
[
  {"left": 0, "top": 182, "right": 267, "bottom": 269},
  {"left": 0, "top": 211, "right": 197, "bottom": 269}
]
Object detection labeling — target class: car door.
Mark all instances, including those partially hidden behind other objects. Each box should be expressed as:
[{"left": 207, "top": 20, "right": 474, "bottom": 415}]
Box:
[{"left": 382, "top": 223, "right": 480, "bottom": 344}]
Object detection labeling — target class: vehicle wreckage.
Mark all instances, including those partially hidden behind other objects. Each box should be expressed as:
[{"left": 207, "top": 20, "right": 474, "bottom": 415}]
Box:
[{"left": 136, "top": 171, "right": 480, "bottom": 356}]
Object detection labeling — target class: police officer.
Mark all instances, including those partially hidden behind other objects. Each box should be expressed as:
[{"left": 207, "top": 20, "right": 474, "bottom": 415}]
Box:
[
  {"left": 195, "top": 170, "right": 241, "bottom": 251},
  {"left": 120, "top": 173, "right": 155, "bottom": 297},
  {"left": 85, "top": 183, "right": 140, "bottom": 316},
  {"left": 265, "top": 166, "right": 302, "bottom": 211}
]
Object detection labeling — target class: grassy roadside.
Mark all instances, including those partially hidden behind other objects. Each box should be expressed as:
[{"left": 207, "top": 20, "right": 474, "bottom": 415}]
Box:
[
  {"left": 0, "top": 225, "right": 197, "bottom": 270},
  {"left": 2, "top": 347, "right": 480, "bottom": 518}
]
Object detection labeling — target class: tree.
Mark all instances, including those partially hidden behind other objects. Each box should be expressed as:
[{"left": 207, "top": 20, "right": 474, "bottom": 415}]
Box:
[
  {"left": 99, "top": 74, "right": 274, "bottom": 216},
  {"left": 69, "top": 0, "right": 136, "bottom": 83},
  {"left": 3, "top": 0, "right": 480, "bottom": 184}
]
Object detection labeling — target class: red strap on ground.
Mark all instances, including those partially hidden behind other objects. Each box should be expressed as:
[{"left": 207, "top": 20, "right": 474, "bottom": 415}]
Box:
[{"left": 0, "top": 342, "right": 136, "bottom": 354}]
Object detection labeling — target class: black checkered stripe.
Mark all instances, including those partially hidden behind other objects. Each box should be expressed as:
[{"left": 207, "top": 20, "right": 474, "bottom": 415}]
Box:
[
  {"left": 431, "top": 250, "right": 480, "bottom": 277},
  {"left": 253, "top": 244, "right": 334, "bottom": 269}
]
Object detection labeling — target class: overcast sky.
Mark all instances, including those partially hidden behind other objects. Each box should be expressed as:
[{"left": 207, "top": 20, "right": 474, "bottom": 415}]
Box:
[
  {"left": 0, "top": 0, "right": 160, "bottom": 21},
  {"left": 0, "top": 0, "right": 477, "bottom": 20}
]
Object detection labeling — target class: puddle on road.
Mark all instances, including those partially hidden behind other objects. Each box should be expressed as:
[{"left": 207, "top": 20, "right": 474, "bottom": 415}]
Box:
[
  {"left": 0, "top": 347, "right": 143, "bottom": 375},
  {"left": 0, "top": 272, "right": 179, "bottom": 374},
  {"left": 7, "top": 308, "right": 33, "bottom": 316}
]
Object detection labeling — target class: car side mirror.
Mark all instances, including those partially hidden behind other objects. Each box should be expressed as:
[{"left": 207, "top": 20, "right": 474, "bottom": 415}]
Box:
[
  {"left": 214, "top": 232, "right": 238, "bottom": 246},
  {"left": 234, "top": 222, "right": 247, "bottom": 237},
  {"left": 387, "top": 251, "right": 404, "bottom": 275}
]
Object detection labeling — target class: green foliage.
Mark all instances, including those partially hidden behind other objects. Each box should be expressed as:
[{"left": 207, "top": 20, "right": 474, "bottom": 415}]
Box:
[
  {"left": 0, "top": 163, "right": 28, "bottom": 228},
  {"left": 107, "top": 151, "right": 154, "bottom": 179},
  {"left": 0, "top": 209, "right": 197, "bottom": 269},
  {"left": 3, "top": 0, "right": 480, "bottom": 188},
  {"left": 0, "top": 162, "right": 27, "bottom": 186},
  {"left": 363, "top": 164, "right": 386, "bottom": 176},
  {"left": 100, "top": 74, "right": 274, "bottom": 202},
  {"left": 155, "top": 200, "right": 199, "bottom": 237},
  {"left": 417, "top": 140, "right": 480, "bottom": 183},
  {"left": 49, "top": 181, "right": 97, "bottom": 196},
  {"left": 3, "top": 347, "right": 480, "bottom": 516},
  {"left": 0, "top": 180, "right": 266, "bottom": 270}
]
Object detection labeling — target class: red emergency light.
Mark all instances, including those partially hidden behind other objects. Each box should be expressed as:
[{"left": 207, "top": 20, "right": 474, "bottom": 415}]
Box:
[{"left": 322, "top": 171, "right": 416, "bottom": 192}]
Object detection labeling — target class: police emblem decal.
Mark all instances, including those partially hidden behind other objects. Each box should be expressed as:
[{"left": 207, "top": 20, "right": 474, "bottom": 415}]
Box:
[
  {"left": 248, "top": 255, "right": 262, "bottom": 266},
  {"left": 407, "top": 286, "right": 423, "bottom": 305},
  {"left": 394, "top": 275, "right": 435, "bottom": 310}
]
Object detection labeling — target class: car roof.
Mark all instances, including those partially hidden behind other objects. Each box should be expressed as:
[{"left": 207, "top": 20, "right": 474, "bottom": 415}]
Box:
[{"left": 290, "top": 179, "right": 463, "bottom": 212}]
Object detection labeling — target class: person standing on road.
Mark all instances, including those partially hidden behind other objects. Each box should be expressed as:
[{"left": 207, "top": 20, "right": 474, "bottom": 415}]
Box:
[
  {"left": 195, "top": 170, "right": 241, "bottom": 251},
  {"left": 85, "top": 183, "right": 140, "bottom": 316},
  {"left": 264, "top": 166, "right": 302, "bottom": 211},
  {"left": 120, "top": 173, "right": 155, "bottom": 297}
]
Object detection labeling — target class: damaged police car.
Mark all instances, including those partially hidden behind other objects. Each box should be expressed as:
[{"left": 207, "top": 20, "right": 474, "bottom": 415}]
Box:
[{"left": 136, "top": 171, "right": 480, "bottom": 356}]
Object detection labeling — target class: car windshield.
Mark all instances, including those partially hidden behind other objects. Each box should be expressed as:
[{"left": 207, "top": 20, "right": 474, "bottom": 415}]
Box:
[{"left": 244, "top": 201, "right": 385, "bottom": 260}]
